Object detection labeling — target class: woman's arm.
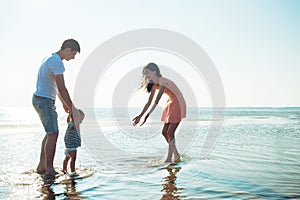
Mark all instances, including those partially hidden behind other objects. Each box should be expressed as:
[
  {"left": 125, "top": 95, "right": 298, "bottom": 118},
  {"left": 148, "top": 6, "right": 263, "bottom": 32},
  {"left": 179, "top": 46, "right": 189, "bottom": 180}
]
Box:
[
  {"left": 140, "top": 85, "right": 165, "bottom": 126},
  {"left": 140, "top": 89, "right": 156, "bottom": 117},
  {"left": 132, "top": 89, "right": 156, "bottom": 125}
]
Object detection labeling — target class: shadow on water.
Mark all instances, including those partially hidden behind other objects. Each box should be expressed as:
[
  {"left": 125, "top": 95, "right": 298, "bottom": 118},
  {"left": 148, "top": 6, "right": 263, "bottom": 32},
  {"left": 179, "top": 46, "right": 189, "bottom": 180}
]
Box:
[{"left": 160, "top": 164, "right": 185, "bottom": 200}]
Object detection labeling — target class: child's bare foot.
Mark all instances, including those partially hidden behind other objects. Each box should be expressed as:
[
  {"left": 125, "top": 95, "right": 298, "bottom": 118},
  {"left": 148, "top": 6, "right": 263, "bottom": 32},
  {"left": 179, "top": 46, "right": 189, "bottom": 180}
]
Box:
[{"left": 69, "top": 171, "right": 79, "bottom": 177}]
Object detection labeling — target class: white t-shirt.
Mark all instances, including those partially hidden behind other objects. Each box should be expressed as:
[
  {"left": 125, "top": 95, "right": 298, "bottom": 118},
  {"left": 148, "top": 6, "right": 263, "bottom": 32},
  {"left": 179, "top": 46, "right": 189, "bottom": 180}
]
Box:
[{"left": 34, "top": 53, "right": 65, "bottom": 100}]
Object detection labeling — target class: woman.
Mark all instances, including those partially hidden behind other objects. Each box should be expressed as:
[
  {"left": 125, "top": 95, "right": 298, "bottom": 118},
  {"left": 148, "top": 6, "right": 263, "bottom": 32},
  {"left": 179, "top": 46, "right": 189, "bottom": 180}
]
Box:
[{"left": 132, "top": 63, "right": 186, "bottom": 163}]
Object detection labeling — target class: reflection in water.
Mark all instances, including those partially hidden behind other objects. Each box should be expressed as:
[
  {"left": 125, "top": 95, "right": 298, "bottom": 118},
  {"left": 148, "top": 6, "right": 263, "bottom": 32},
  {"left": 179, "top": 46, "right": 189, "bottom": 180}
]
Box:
[
  {"left": 40, "top": 184, "right": 55, "bottom": 200},
  {"left": 39, "top": 177, "right": 56, "bottom": 200},
  {"left": 39, "top": 176, "right": 83, "bottom": 199},
  {"left": 161, "top": 165, "right": 184, "bottom": 200},
  {"left": 63, "top": 178, "right": 82, "bottom": 199}
]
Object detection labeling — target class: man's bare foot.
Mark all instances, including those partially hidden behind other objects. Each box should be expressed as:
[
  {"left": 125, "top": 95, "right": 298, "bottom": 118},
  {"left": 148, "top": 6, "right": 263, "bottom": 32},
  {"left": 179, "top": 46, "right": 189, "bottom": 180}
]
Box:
[
  {"left": 36, "top": 169, "right": 46, "bottom": 174},
  {"left": 37, "top": 164, "right": 46, "bottom": 174},
  {"left": 36, "top": 165, "right": 46, "bottom": 174},
  {"left": 44, "top": 169, "right": 59, "bottom": 177}
]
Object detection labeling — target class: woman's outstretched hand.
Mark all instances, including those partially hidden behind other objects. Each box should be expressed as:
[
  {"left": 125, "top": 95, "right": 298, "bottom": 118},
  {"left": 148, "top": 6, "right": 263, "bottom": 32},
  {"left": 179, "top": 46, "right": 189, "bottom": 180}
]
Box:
[
  {"left": 132, "top": 115, "right": 141, "bottom": 126},
  {"left": 140, "top": 113, "right": 149, "bottom": 126}
]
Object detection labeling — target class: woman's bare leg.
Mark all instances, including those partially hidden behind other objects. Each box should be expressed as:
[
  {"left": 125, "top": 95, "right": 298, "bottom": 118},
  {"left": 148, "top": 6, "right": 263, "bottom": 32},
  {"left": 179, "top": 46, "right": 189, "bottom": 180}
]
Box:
[
  {"left": 165, "top": 123, "right": 180, "bottom": 163},
  {"left": 162, "top": 123, "right": 170, "bottom": 142}
]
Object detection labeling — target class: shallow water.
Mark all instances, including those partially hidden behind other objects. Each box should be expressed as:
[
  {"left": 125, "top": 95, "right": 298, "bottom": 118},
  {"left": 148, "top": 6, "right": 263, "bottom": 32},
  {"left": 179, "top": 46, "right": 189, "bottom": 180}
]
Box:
[{"left": 0, "top": 107, "right": 300, "bottom": 199}]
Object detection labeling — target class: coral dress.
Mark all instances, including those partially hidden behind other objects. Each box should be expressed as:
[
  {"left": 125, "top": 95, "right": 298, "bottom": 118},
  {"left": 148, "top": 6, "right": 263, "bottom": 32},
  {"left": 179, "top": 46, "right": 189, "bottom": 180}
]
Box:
[{"left": 153, "top": 77, "right": 186, "bottom": 123}]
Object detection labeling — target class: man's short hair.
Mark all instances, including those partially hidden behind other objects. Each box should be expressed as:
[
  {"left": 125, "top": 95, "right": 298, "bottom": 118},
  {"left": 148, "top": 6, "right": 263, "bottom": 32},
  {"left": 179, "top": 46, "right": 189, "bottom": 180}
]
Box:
[{"left": 61, "top": 39, "right": 80, "bottom": 53}]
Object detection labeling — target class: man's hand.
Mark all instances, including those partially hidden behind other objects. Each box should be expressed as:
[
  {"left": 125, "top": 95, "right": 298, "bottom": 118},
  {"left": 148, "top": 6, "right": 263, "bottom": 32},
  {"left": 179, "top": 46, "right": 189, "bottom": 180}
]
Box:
[
  {"left": 62, "top": 103, "right": 70, "bottom": 113},
  {"left": 71, "top": 106, "right": 84, "bottom": 128}
]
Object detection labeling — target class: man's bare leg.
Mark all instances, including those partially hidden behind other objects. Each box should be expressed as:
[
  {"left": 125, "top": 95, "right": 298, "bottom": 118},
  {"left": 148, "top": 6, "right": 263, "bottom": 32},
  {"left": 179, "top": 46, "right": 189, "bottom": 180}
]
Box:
[
  {"left": 37, "top": 135, "right": 46, "bottom": 174},
  {"left": 44, "top": 133, "right": 58, "bottom": 176}
]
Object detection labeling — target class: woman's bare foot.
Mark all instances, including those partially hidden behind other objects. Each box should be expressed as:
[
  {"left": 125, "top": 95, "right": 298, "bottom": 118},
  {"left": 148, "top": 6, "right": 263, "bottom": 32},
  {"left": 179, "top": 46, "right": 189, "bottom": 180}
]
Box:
[{"left": 174, "top": 154, "right": 181, "bottom": 163}]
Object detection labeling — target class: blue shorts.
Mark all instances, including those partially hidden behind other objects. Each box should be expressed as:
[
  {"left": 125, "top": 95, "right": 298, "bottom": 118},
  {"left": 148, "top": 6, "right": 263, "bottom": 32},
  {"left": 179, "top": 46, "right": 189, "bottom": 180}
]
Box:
[{"left": 32, "top": 95, "right": 59, "bottom": 134}]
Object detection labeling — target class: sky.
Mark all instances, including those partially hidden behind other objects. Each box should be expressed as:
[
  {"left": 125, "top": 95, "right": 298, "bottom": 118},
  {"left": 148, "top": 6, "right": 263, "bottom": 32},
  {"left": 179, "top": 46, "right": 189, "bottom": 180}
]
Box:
[{"left": 0, "top": 0, "right": 299, "bottom": 108}]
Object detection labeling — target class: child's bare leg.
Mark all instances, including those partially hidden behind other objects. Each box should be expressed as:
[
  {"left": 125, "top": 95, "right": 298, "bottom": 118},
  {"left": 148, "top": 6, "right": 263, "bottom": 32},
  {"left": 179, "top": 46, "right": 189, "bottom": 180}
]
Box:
[
  {"left": 63, "top": 156, "right": 70, "bottom": 174},
  {"left": 69, "top": 150, "right": 77, "bottom": 173}
]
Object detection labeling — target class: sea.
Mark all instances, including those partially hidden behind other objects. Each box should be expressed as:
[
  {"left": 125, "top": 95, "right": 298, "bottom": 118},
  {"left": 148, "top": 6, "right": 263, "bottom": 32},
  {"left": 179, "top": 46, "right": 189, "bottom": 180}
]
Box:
[{"left": 0, "top": 107, "right": 299, "bottom": 199}]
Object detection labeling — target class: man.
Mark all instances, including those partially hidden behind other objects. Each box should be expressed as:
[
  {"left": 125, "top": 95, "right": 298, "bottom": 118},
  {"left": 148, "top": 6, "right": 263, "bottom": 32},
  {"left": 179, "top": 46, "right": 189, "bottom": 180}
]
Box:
[{"left": 32, "top": 39, "right": 83, "bottom": 176}]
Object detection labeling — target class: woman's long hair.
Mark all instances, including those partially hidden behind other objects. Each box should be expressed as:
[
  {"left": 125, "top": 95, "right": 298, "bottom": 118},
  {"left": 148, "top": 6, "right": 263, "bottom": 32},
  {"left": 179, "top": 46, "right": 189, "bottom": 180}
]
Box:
[{"left": 139, "top": 63, "right": 162, "bottom": 93}]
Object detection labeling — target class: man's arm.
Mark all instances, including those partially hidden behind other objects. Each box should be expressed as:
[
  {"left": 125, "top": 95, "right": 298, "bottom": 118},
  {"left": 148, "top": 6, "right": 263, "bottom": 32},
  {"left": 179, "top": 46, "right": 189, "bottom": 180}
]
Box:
[
  {"left": 55, "top": 74, "right": 73, "bottom": 109},
  {"left": 55, "top": 74, "right": 83, "bottom": 127},
  {"left": 57, "top": 92, "right": 70, "bottom": 113}
]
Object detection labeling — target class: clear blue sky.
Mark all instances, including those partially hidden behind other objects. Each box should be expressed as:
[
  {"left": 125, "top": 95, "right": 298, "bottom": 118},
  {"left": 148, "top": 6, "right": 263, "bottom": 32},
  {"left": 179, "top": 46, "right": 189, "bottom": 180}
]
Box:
[{"left": 0, "top": 0, "right": 299, "bottom": 107}]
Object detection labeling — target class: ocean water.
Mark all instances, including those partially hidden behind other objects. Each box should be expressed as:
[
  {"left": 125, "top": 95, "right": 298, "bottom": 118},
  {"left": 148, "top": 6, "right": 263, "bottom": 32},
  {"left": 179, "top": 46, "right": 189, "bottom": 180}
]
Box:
[{"left": 0, "top": 107, "right": 299, "bottom": 199}]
